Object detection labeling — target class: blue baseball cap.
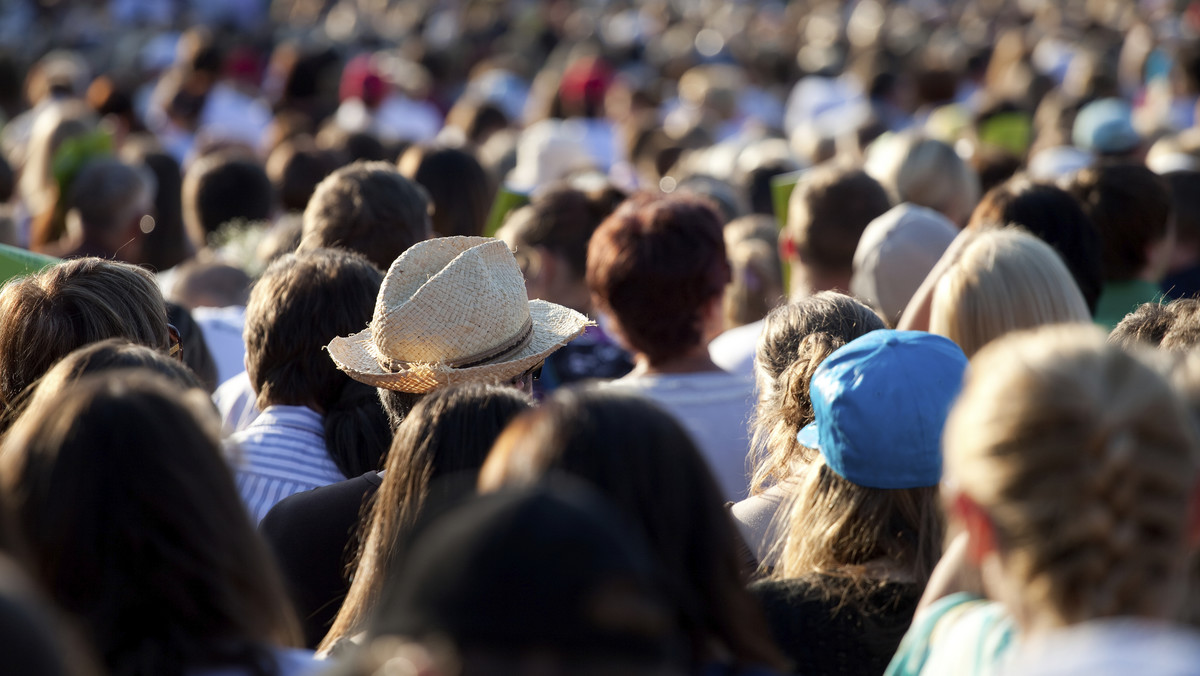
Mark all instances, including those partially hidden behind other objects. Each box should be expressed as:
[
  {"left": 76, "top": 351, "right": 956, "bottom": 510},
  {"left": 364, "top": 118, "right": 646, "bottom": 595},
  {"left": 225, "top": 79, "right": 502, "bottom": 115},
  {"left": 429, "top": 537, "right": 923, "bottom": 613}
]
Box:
[{"left": 796, "top": 330, "right": 968, "bottom": 489}]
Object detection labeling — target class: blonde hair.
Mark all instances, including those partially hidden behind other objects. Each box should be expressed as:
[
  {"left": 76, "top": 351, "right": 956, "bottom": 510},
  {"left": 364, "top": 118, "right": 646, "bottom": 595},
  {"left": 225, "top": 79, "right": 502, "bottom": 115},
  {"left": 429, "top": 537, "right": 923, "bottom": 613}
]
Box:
[
  {"left": 868, "top": 133, "right": 979, "bottom": 226},
  {"left": 930, "top": 228, "right": 1091, "bottom": 357},
  {"left": 772, "top": 458, "right": 944, "bottom": 602},
  {"left": 749, "top": 293, "right": 884, "bottom": 495},
  {"left": 722, "top": 215, "right": 784, "bottom": 329},
  {"left": 945, "top": 325, "right": 1199, "bottom": 626}
]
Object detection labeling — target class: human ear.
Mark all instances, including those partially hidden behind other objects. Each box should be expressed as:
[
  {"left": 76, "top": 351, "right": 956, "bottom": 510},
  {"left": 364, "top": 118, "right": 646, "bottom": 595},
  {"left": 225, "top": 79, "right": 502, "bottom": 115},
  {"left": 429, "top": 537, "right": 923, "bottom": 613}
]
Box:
[{"left": 952, "top": 491, "right": 997, "bottom": 566}]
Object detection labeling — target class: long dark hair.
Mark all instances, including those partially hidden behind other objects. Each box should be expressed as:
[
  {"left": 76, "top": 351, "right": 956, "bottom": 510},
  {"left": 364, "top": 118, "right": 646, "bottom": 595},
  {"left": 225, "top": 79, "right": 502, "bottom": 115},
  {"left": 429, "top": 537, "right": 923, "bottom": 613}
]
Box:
[
  {"left": 320, "top": 383, "right": 534, "bottom": 651},
  {"left": 0, "top": 371, "right": 301, "bottom": 676},
  {"left": 480, "top": 388, "right": 788, "bottom": 671}
]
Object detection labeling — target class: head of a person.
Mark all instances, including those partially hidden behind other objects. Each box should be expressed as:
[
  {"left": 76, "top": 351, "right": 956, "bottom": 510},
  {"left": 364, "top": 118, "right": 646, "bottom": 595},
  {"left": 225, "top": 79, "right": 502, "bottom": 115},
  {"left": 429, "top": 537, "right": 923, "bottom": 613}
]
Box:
[
  {"left": 480, "top": 389, "right": 785, "bottom": 670},
  {"left": 266, "top": 138, "right": 338, "bottom": 214},
  {"left": 244, "top": 249, "right": 386, "bottom": 476},
  {"left": 362, "top": 482, "right": 685, "bottom": 676},
  {"left": 498, "top": 182, "right": 626, "bottom": 312},
  {"left": 782, "top": 164, "right": 891, "bottom": 295},
  {"left": 322, "top": 383, "right": 534, "bottom": 651},
  {"left": 0, "top": 371, "right": 300, "bottom": 674},
  {"left": 930, "top": 228, "right": 1092, "bottom": 358},
  {"left": 944, "top": 326, "right": 1199, "bottom": 630},
  {"left": 587, "top": 193, "right": 730, "bottom": 366},
  {"left": 398, "top": 145, "right": 493, "bottom": 238},
  {"left": 1109, "top": 299, "right": 1200, "bottom": 352},
  {"left": 181, "top": 152, "right": 273, "bottom": 251},
  {"left": 123, "top": 149, "right": 192, "bottom": 272},
  {"left": 869, "top": 134, "right": 980, "bottom": 226},
  {"left": 325, "top": 237, "right": 592, "bottom": 427},
  {"left": 299, "top": 161, "right": 432, "bottom": 270},
  {"left": 750, "top": 293, "right": 885, "bottom": 495},
  {"left": 65, "top": 158, "right": 156, "bottom": 262},
  {"left": 851, "top": 203, "right": 958, "bottom": 324},
  {"left": 723, "top": 215, "right": 785, "bottom": 329},
  {"left": 1164, "top": 170, "right": 1200, "bottom": 272},
  {"left": 0, "top": 258, "right": 169, "bottom": 415},
  {"left": 778, "top": 330, "right": 965, "bottom": 594},
  {"left": 1067, "top": 164, "right": 1173, "bottom": 283},
  {"left": 968, "top": 177, "right": 1104, "bottom": 315}
]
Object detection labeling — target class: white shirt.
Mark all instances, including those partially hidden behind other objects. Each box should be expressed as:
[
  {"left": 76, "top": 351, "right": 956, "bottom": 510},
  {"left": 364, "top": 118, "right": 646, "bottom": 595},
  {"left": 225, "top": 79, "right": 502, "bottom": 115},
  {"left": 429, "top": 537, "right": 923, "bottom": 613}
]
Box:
[
  {"left": 603, "top": 370, "right": 755, "bottom": 501},
  {"left": 229, "top": 405, "right": 344, "bottom": 523},
  {"left": 708, "top": 319, "right": 763, "bottom": 378}
]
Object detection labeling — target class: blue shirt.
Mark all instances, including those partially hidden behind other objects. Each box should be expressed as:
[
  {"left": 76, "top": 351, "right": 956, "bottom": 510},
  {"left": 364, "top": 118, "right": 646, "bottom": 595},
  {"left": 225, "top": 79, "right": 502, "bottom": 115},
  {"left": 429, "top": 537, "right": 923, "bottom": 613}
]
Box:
[{"left": 229, "top": 405, "right": 345, "bottom": 523}]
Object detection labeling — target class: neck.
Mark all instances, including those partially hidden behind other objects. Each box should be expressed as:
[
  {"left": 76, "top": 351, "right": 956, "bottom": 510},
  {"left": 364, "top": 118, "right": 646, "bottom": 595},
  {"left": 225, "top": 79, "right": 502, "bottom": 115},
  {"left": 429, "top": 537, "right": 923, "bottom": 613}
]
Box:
[
  {"left": 632, "top": 344, "right": 723, "bottom": 376},
  {"left": 788, "top": 264, "right": 852, "bottom": 300}
]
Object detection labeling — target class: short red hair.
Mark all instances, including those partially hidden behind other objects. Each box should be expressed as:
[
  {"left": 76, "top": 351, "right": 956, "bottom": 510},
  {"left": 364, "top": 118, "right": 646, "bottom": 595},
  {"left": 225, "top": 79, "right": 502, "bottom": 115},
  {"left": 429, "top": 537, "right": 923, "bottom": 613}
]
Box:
[{"left": 587, "top": 193, "right": 730, "bottom": 365}]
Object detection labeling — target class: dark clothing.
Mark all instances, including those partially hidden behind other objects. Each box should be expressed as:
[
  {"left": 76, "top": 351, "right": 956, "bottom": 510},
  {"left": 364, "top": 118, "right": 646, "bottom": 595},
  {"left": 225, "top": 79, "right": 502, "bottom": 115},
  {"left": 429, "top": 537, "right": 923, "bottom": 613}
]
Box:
[
  {"left": 259, "top": 471, "right": 383, "bottom": 648},
  {"left": 535, "top": 324, "right": 632, "bottom": 397},
  {"left": 749, "top": 576, "right": 923, "bottom": 676},
  {"left": 1162, "top": 264, "right": 1200, "bottom": 301}
]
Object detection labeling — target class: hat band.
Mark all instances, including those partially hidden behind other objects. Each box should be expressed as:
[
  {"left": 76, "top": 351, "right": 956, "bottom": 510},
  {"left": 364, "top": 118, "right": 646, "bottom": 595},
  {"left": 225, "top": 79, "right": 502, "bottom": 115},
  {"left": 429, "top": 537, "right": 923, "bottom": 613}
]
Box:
[{"left": 377, "top": 315, "right": 535, "bottom": 374}]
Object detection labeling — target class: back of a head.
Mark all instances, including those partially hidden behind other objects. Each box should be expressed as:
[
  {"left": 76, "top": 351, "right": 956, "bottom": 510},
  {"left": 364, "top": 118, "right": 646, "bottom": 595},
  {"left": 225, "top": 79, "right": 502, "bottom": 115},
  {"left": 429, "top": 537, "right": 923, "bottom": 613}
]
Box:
[
  {"left": 0, "top": 371, "right": 297, "bottom": 674},
  {"left": 480, "top": 388, "right": 784, "bottom": 669},
  {"left": 1165, "top": 170, "right": 1200, "bottom": 255},
  {"left": 968, "top": 177, "right": 1103, "bottom": 314},
  {"left": 369, "top": 481, "right": 682, "bottom": 673},
  {"left": 244, "top": 248, "right": 382, "bottom": 413},
  {"left": 267, "top": 140, "right": 338, "bottom": 214},
  {"left": 1067, "top": 164, "right": 1171, "bottom": 283},
  {"left": 503, "top": 183, "right": 626, "bottom": 282},
  {"left": 399, "top": 145, "right": 493, "bottom": 238},
  {"left": 587, "top": 193, "right": 730, "bottom": 365},
  {"left": 945, "top": 326, "right": 1199, "bottom": 626},
  {"left": 851, "top": 203, "right": 959, "bottom": 323},
  {"left": 299, "top": 161, "right": 431, "bottom": 270},
  {"left": 890, "top": 136, "right": 980, "bottom": 226},
  {"left": 130, "top": 150, "right": 191, "bottom": 272},
  {"left": 67, "top": 158, "right": 154, "bottom": 237},
  {"left": 931, "top": 228, "right": 1091, "bottom": 357},
  {"left": 0, "top": 258, "right": 169, "bottom": 413},
  {"left": 181, "top": 152, "right": 273, "bottom": 250},
  {"left": 1109, "top": 299, "right": 1200, "bottom": 352},
  {"left": 786, "top": 164, "right": 891, "bottom": 274},
  {"left": 750, "top": 292, "right": 885, "bottom": 493}
]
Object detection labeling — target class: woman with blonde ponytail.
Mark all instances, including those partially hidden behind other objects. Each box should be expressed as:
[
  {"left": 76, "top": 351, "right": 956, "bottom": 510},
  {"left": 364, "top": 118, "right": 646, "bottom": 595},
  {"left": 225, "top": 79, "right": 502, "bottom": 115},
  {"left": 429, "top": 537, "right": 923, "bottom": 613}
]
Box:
[
  {"left": 887, "top": 325, "right": 1200, "bottom": 676},
  {"left": 731, "top": 292, "right": 885, "bottom": 565}
]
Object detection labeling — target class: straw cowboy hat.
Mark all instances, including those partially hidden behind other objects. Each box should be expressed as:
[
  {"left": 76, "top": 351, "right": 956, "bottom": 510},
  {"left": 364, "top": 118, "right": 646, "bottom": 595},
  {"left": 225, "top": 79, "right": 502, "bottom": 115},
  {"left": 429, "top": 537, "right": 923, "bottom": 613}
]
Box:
[{"left": 327, "top": 236, "right": 592, "bottom": 393}]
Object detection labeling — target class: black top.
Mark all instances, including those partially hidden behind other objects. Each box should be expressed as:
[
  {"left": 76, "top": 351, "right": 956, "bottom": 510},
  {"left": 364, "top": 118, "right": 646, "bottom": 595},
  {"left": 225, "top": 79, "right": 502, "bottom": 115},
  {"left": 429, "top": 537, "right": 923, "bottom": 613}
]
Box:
[
  {"left": 749, "top": 576, "right": 922, "bottom": 676},
  {"left": 259, "top": 471, "right": 383, "bottom": 648}
]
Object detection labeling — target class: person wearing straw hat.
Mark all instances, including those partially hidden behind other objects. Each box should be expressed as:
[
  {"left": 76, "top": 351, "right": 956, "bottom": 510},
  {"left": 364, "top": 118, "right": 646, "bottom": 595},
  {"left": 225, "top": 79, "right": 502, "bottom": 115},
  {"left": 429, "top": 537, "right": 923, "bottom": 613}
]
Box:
[{"left": 327, "top": 234, "right": 593, "bottom": 421}]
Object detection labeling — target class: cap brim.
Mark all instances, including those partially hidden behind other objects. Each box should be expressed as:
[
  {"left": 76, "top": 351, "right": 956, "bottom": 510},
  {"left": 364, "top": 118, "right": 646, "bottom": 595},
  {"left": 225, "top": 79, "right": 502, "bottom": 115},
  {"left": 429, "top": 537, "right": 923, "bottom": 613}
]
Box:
[
  {"left": 796, "top": 423, "right": 820, "bottom": 450},
  {"left": 327, "top": 299, "right": 593, "bottom": 393}
]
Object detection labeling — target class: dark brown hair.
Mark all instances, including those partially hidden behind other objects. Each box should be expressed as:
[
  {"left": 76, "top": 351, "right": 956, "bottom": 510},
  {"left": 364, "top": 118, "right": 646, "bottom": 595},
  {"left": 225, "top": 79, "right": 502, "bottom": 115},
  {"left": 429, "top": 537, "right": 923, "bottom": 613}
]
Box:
[
  {"left": 181, "top": 152, "right": 273, "bottom": 249},
  {"left": 0, "top": 258, "right": 169, "bottom": 416},
  {"left": 1067, "top": 164, "right": 1171, "bottom": 282},
  {"left": 587, "top": 193, "right": 730, "bottom": 365},
  {"left": 480, "top": 388, "right": 787, "bottom": 671},
  {"left": 321, "top": 383, "right": 533, "bottom": 651},
  {"left": 0, "top": 371, "right": 301, "bottom": 676},
  {"left": 299, "top": 161, "right": 430, "bottom": 270},
  {"left": 399, "top": 145, "right": 493, "bottom": 238},
  {"left": 243, "top": 249, "right": 389, "bottom": 477}
]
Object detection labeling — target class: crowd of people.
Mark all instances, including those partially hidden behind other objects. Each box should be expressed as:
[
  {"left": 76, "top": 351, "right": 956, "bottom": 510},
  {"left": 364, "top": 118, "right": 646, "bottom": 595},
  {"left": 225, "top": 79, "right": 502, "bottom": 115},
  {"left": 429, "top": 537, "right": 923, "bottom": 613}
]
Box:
[{"left": 0, "top": 0, "right": 1200, "bottom": 674}]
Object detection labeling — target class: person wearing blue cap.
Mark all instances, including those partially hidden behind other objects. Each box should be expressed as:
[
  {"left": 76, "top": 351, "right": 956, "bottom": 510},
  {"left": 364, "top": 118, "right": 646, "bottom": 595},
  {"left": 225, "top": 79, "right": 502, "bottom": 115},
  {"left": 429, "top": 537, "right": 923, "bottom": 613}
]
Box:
[{"left": 750, "top": 329, "right": 968, "bottom": 676}]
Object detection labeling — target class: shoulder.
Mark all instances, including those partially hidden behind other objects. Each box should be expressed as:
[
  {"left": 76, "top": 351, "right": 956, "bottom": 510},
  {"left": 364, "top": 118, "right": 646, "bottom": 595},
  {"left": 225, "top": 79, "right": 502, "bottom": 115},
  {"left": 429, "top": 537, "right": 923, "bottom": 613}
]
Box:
[{"left": 885, "top": 594, "right": 1016, "bottom": 676}]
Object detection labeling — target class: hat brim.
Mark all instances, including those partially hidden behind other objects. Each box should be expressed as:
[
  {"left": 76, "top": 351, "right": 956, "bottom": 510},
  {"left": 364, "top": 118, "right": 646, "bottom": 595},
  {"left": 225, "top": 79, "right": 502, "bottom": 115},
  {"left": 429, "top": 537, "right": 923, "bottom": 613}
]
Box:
[
  {"left": 796, "top": 423, "right": 820, "bottom": 451},
  {"left": 327, "top": 300, "right": 593, "bottom": 393}
]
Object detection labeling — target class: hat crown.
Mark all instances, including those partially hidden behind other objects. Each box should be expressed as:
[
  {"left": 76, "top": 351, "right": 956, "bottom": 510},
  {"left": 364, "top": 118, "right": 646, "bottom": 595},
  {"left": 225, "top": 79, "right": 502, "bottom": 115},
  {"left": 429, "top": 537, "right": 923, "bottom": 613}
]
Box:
[
  {"left": 372, "top": 237, "right": 533, "bottom": 366},
  {"left": 809, "top": 329, "right": 968, "bottom": 489}
]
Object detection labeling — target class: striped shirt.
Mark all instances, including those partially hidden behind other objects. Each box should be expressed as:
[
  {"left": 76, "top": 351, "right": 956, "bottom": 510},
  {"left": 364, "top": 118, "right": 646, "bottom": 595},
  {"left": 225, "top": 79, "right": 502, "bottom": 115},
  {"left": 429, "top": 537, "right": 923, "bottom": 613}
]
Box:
[{"left": 229, "top": 405, "right": 345, "bottom": 524}]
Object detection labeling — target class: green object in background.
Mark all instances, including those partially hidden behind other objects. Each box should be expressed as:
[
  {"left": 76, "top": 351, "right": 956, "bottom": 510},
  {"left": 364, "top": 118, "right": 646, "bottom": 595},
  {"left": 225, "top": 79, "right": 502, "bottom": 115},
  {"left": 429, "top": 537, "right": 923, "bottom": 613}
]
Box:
[
  {"left": 484, "top": 186, "right": 531, "bottom": 237},
  {"left": 771, "top": 169, "right": 807, "bottom": 230},
  {"left": 0, "top": 244, "right": 57, "bottom": 285}
]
